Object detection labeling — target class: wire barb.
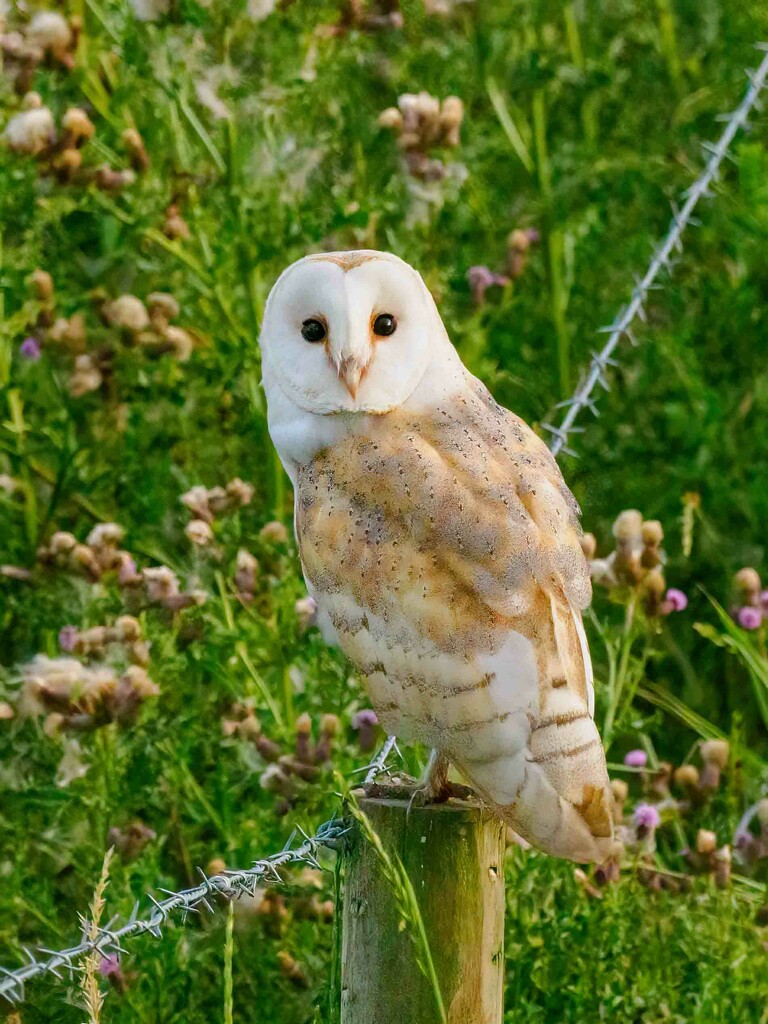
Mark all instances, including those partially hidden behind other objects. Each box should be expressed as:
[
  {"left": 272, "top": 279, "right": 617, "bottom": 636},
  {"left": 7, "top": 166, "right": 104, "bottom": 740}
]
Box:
[{"left": 547, "top": 48, "right": 768, "bottom": 458}]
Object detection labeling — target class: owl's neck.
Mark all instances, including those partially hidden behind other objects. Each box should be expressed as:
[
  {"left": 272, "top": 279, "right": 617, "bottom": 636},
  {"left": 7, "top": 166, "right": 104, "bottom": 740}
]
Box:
[{"left": 264, "top": 336, "right": 467, "bottom": 483}]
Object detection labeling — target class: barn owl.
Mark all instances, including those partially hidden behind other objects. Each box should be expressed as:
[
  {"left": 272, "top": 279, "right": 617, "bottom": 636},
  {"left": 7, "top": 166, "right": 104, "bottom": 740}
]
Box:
[{"left": 259, "top": 250, "right": 613, "bottom": 863}]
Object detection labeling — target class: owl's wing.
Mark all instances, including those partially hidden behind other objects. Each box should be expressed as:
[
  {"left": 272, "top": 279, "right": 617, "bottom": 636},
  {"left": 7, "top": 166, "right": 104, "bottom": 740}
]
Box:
[{"left": 295, "top": 373, "right": 612, "bottom": 862}]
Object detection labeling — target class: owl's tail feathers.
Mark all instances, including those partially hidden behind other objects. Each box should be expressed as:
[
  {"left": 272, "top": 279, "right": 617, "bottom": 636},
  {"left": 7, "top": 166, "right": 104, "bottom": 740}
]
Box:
[{"left": 456, "top": 714, "right": 615, "bottom": 864}]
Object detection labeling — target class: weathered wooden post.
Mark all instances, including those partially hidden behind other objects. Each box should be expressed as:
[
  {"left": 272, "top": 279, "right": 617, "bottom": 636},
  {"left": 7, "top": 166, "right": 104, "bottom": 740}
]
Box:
[{"left": 341, "top": 795, "right": 506, "bottom": 1024}]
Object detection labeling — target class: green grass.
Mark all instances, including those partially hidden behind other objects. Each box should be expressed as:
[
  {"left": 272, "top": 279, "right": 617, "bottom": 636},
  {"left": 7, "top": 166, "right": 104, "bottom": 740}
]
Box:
[{"left": 2, "top": 0, "right": 768, "bottom": 1020}]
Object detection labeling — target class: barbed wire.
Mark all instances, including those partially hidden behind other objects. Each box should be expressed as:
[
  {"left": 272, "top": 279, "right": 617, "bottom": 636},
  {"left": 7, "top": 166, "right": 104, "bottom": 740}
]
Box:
[
  {"left": 4, "top": 44, "right": 768, "bottom": 1010},
  {"left": 0, "top": 818, "right": 351, "bottom": 1005},
  {"left": 545, "top": 44, "right": 768, "bottom": 458},
  {"left": 0, "top": 739, "right": 404, "bottom": 1006}
]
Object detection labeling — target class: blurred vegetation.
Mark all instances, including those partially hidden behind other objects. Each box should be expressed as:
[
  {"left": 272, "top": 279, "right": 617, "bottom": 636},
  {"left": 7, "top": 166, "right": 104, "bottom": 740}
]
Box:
[{"left": 1, "top": 0, "right": 768, "bottom": 1021}]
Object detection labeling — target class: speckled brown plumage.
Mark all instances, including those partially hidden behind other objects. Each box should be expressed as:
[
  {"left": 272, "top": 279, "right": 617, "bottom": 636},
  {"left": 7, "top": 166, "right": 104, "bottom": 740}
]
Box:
[{"left": 295, "top": 376, "right": 613, "bottom": 858}]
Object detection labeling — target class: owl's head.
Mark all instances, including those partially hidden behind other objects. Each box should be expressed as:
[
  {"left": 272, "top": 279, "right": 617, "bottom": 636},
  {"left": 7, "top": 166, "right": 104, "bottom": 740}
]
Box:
[{"left": 259, "top": 250, "right": 447, "bottom": 415}]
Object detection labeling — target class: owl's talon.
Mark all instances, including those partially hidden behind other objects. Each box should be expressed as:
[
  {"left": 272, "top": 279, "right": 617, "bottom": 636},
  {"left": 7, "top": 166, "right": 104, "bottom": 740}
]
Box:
[{"left": 406, "top": 779, "right": 475, "bottom": 812}]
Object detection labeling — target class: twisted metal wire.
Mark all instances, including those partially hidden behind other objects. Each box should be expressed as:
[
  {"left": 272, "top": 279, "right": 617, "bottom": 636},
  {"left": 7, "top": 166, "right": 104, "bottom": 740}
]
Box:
[
  {"left": 0, "top": 818, "right": 353, "bottom": 1004},
  {"left": 545, "top": 45, "right": 768, "bottom": 457},
  {"left": 0, "top": 735, "right": 405, "bottom": 1003}
]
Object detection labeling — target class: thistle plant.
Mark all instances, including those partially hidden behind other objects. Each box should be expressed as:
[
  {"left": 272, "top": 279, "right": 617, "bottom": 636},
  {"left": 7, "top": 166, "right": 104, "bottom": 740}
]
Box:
[{"left": 583, "top": 508, "right": 688, "bottom": 749}]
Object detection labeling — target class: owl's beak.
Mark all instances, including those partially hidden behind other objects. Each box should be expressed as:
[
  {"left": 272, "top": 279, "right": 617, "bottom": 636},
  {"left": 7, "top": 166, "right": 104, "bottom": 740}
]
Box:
[{"left": 334, "top": 354, "right": 369, "bottom": 399}]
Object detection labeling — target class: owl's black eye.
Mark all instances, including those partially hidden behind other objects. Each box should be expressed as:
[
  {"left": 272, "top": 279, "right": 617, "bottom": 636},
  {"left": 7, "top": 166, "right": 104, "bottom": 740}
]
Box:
[
  {"left": 301, "top": 318, "right": 327, "bottom": 343},
  {"left": 373, "top": 313, "right": 397, "bottom": 337}
]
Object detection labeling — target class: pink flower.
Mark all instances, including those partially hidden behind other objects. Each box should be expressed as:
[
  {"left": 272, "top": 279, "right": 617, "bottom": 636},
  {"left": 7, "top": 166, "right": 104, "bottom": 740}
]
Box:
[
  {"left": 352, "top": 709, "right": 379, "bottom": 729},
  {"left": 467, "top": 265, "right": 510, "bottom": 305},
  {"left": 663, "top": 588, "right": 688, "bottom": 612},
  {"left": 19, "top": 336, "right": 42, "bottom": 360},
  {"left": 624, "top": 749, "right": 647, "bottom": 768},
  {"left": 737, "top": 606, "right": 762, "bottom": 630},
  {"left": 98, "top": 953, "right": 121, "bottom": 977},
  {"left": 632, "top": 803, "right": 661, "bottom": 830},
  {"left": 58, "top": 625, "right": 78, "bottom": 652},
  {"left": 760, "top": 590, "right": 768, "bottom": 613}
]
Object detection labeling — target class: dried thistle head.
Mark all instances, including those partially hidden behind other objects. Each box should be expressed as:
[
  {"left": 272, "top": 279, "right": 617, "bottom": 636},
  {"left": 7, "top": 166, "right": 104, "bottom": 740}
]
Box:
[
  {"left": 235, "top": 548, "right": 259, "bottom": 596},
  {"left": 87, "top": 522, "right": 125, "bottom": 549},
  {"left": 163, "top": 325, "right": 194, "bottom": 361},
  {"left": 260, "top": 520, "right": 289, "bottom": 545},
  {"left": 700, "top": 739, "right": 729, "bottom": 770},
  {"left": 185, "top": 518, "right": 214, "bottom": 547},
  {"left": 612, "top": 509, "right": 643, "bottom": 544},
  {"left": 641, "top": 519, "right": 663, "bottom": 546},
  {"left": 50, "top": 530, "right": 77, "bottom": 555},
  {"left": 735, "top": 567, "right": 761, "bottom": 603},
  {"left": 610, "top": 778, "right": 628, "bottom": 820},
  {"left": 69, "top": 354, "right": 102, "bottom": 397},
  {"left": 295, "top": 595, "right": 317, "bottom": 631},
  {"left": 147, "top": 291, "right": 179, "bottom": 324},
  {"left": 639, "top": 566, "right": 666, "bottom": 615},
  {"left": 226, "top": 477, "right": 254, "bottom": 507},
  {"left": 579, "top": 532, "right": 597, "bottom": 560},
  {"left": 3, "top": 96, "right": 55, "bottom": 155},
  {"left": 95, "top": 165, "right": 136, "bottom": 191},
  {"left": 26, "top": 11, "right": 72, "bottom": 58},
  {"left": 103, "top": 294, "right": 150, "bottom": 334},
  {"left": 29, "top": 267, "right": 54, "bottom": 301},
  {"left": 181, "top": 485, "right": 211, "bottom": 521},
  {"left": 696, "top": 828, "right": 717, "bottom": 855},
  {"left": 115, "top": 615, "right": 141, "bottom": 642},
  {"left": 49, "top": 312, "right": 86, "bottom": 350},
  {"left": 61, "top": 106, "right": 94, "bottom": 143},
  {"left": 673, "top": 764, "right": 700, "bottom": 789},
  {"left": 163, "top": 204, "right": 190, "bottom": 240},
  {"left": 142, "top": 565, "right": 180, "bottom": 602},
  {"left": 122, "top": 127, "right": 149, "bottom": 171}
]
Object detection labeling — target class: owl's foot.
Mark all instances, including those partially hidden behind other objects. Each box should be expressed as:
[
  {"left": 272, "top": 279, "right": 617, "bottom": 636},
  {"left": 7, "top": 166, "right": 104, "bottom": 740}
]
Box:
[
  {"left": 409, "top": 750, "right": 475, "bottom": 808},
  {"left": 362, "top": 750, "right": 475, "bottom": 805}
]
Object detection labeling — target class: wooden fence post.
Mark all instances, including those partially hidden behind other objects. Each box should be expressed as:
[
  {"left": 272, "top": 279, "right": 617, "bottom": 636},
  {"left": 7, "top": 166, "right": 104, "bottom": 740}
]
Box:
[{"left": 341, "top": 796, "right": 506, "bottom": 1024}]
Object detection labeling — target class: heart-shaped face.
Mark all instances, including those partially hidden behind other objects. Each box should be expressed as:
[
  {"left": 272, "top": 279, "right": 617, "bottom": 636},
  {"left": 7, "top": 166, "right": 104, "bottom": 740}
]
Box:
[{"left": 259, "top": 250, "right": 442, "bottom": 416}]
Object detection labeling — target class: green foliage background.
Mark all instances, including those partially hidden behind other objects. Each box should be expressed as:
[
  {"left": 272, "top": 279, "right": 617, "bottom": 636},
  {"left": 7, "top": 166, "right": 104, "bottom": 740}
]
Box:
[{"left": 1, "top": 0, "right": 768, "bottom": 1021}]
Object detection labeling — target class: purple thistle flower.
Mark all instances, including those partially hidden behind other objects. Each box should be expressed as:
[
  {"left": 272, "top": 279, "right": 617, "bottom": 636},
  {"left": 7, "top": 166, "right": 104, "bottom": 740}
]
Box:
[
  {"left": 19, "top": 336, "right": 42, "bottom": 361},
  {"left": 624, "top": 749, "right": 647, "bottom": 768},
  {"left": 98, "top": 953, "right": 121, "bottom": 977},
  {"left": 352, "top": 709, "right": 379, "bottom": 729},
  {"left": 664, "top": 588, "right": 688, "bottom": 612},
  {"left": 467, "top": 265, "right": 510, "bottom": 305},
  {"left": 737, "top": 606, "right": 762, "bottom": 631},
  {"left": 633, "top": 803, "right": 661, "bottom": 830},
  {"left": 58, "top": 625, "right": 78, "bottom": 652}
]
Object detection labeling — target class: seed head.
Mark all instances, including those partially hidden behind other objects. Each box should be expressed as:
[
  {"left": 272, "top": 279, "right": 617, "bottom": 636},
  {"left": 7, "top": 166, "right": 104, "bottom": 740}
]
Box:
[
  {"left": 27, "top": 11, "right": 72, "bottom": 51},
  {"left": 62, "top": 106, "right": 95, "bottom": 141},
  {"left": 3, "top": 101, "right": 55, "bottom": 155},
  {"left": 673, "top": 764, "right": 699, "bottom": 789},
  {"left": 185, "top": 518, "right": 214, "bottom": 547},
  {"left": 103, "top": 294, "right": 150, "bottom": 333},
  {"left": 30, "top": 268, "right": 54, "bottom": 300},
  {"left": 260, "top": 520, "right": 289, "bottom": 545},
  {"left": 700, "top": 739, "right": 729, "bottom": 769},
  {"left": 612, "top": 509, "right": 643, "bottom": 542},
  {"left": 696, "top": 828, "right": 717, "bottom": 855}
]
